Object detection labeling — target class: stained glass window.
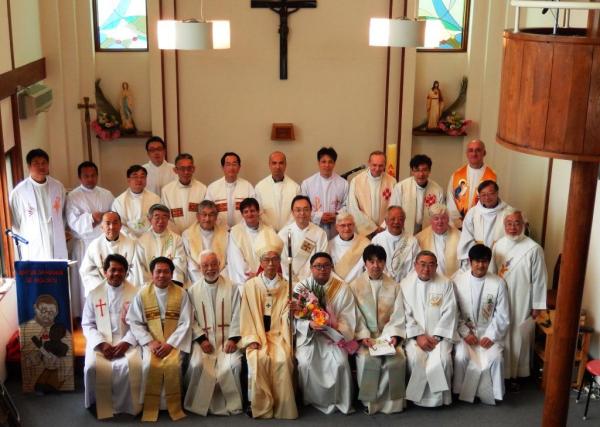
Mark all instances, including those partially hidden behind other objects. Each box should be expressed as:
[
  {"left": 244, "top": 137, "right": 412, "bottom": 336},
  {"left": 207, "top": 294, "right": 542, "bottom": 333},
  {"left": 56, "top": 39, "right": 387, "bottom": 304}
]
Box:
[
  {"left": 93, "top": 0, "right": 148, "bottom": 51},
  {"left": 418, "top": 0, "right": 470, "bottom": 51}
]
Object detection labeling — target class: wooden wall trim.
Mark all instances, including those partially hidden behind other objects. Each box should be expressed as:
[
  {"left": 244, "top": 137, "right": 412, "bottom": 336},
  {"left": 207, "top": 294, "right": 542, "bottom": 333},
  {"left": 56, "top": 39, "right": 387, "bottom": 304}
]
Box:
[
  {"left": 382, "top": 0, "right": 393, "bottom": 153},
  {"left": 0, "top": 108, "right": 15, "bottom": 276},
  {"left": 0, "top": 58, "right": 47, "bottom": 101}
]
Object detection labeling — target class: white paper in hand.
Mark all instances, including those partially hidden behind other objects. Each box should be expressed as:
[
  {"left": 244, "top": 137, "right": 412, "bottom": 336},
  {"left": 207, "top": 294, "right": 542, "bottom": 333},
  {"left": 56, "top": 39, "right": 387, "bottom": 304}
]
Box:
[{"left": 368, "top": 338, "right": 396, "bottom": 356}]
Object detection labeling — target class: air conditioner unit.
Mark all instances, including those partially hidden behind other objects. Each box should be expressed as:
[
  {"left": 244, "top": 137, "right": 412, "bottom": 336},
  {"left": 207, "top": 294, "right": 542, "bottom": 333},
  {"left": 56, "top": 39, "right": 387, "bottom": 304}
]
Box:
[{"left": 17, "top": 83, "right": 53, "bottom": 118}]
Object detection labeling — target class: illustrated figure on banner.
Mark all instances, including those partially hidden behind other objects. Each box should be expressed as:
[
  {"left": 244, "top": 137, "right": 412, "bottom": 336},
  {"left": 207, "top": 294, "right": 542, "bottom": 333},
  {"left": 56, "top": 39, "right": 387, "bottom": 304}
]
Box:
[
  {"left": 119, "top": 82, "right": 136, "bottom": 134},
  {"left": 426, "top": 80, "right": 444, "bottom": 130}
]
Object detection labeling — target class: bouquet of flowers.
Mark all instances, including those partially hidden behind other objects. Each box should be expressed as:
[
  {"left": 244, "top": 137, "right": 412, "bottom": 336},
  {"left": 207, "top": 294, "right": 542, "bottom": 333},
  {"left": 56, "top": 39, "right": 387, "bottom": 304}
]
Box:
[
  {"left": 292, "top": 283, "right": 330, "bottom": 328},
  {"left": 92, "top": 112, "right": 121, "bottom": 141},
  {"left": 438, "top": 111, "right": 472, "bottom": 136}
]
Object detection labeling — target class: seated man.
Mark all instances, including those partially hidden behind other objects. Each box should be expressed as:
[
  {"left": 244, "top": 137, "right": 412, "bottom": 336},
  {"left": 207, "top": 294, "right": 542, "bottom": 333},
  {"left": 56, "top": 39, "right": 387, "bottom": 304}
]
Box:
[
  {"left": 182, "top": 200, "right": 229, "bottom": 283},
  {"left": 278, "top": 195, "right": 328, "bottom": 283},
  {"left": 80, "top": 211, "right": 146, "bottom": 296},
  {"left": 82, "top": 254, "right": 142, "bottom": 419},
  {"left": 415, "top": 204, "right": 461, "bottom": 277},
  {"left": 453, "top": 244, "right": 509, "bottom": 404},
  {"left": 401, "top": 251, "right": 457, "bottom": 407},
  {"left": 138, "top": 204, "right": 187, "bottom": 286},
  {"left": 327, "top": 212, "right": 369, "bottom": 284},
  {"left": 112, "top": 165, "right": 161, "bottom": 239},
  {"left": 127, "top": 257, "right": 192, "bottom": 421},
  {"left": 185, "top": 251, "right": 243, "bottom": 416},
  {"left": 351, "top": 245, "right": 406, "bottom": 414},
  {"left": 240, "top": 240, "right": 297, "bottom": 419},
  {"left": 227, "top": 198, "right": 279, "bottom": 287},
  {"left": 295, "top": 252, "right": 357, "bottom": 414},
  {"left": 371, "top": 206, "right": 420, "bottom": 282}
]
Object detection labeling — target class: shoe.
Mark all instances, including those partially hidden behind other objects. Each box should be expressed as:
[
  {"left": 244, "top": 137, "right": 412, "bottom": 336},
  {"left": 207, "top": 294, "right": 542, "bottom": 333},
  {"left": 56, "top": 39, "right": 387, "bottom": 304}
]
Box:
[{"left": 509, "top": 381, "right": 520, "bottom": 393}]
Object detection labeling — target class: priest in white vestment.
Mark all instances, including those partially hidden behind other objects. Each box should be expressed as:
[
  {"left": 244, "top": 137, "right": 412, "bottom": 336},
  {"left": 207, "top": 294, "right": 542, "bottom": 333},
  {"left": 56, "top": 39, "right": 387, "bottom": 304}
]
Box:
[
  {"left": 160, "top": 153, "right": 207, "bottom": 234},
  {"left": 184, "top": 251, "right": 243, "bottom": 416},
  {"left": 138, "top": 204, "right": 187, "bottom": 285},
  {"left": 371, "top": 206, "right": 420, "bottom": 282},
  {"left": 452, "top": 244, "right": 509, "bottom": 404},
  {"left": 66, "top": 161, "right": 115, "bottom": 315},
  {"left": 327, "top": 212, "right": 368, "bottom": 283},
  {"left": 300, "top": 147, "right": 349, "bottom": 239},
  {"left": 491, "top": 209, "right": 547, "bottom": 383},
  {"left": 112, "top": 165, "right": 161, "bottom": 239},
  {"left": 182, "top": 200, "right": 229, "bottom": 283},
  {"left": 240, "top": 243, "right": 298, "bottom": 419},
  {"left": 205, "top": 152, "right": 255, "bottom": 229},
  {"left": 457, "top": 180, "right": 511, "bottom": 264},
  {"left": 227, "top": 198, "right": 281, "bottom": 287},
  {"left": 9, "top": 148, "right": 68, "bottom": 260},
  {"left": 278, "top": 195, "right": 328, "bottom": 283},
  {"left": 126, "top": 257, "right": 192, "bottom": 421},
  {"left": 143, "top": 136, "right": 177, "bottom": 196},
  {"left": 82, "top": 254, "right": 142, "bottom": 419},
  {"left": 255, "top": 151, "right": 300, "bottom": 232},
  {"left": 80, "top": 211, "right": 146, "bottom": 296},
  {"left": 351, "top": 244, "right": 406, "bottom": 414},
  {"left": 401, "top": 251, "right": 457, "bottom": 407},
  {"left": 390, "top": 154, "right": 445, "bottom": 235},
  {"left": 415, "top": 204, "right": 460, "bottom": 277},
  {"left": 347, "top": 150, "right": 396, "bottom": 237},
  {"left": 447, "top": 139, "right": 497, "bottom": 228},
  {"left": 295, "top": 252, "right": 357, "bottom": 414}
]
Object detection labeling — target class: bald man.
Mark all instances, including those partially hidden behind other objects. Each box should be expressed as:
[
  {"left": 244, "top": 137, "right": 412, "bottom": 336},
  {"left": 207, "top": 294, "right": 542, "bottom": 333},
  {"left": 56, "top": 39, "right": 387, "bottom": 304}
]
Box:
[
  {"left": 255, "top": 152, "right": 300, "bottom": 232},
  {"left": 447, "top": 139, "right": 497, "bottom": 228}
]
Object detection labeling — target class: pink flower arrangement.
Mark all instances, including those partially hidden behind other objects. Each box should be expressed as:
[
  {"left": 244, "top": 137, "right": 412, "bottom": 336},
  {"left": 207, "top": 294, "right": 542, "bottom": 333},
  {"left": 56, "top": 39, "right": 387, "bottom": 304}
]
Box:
[
  {"left": 438, "top": 111, "right": 471, "bottom": 136},
  {"left": 293, "top": 286, "right": 330, "bottom": 327},
  {"left": 92, "top": 112, "right": 121, "bottom": 141}
]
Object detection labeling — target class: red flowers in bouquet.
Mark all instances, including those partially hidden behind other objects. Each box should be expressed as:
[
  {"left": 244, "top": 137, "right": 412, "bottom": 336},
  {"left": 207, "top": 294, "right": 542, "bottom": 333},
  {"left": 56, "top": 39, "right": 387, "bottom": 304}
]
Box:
[{"left": 293, "top": 285, "right": 330, "bottom": 327}]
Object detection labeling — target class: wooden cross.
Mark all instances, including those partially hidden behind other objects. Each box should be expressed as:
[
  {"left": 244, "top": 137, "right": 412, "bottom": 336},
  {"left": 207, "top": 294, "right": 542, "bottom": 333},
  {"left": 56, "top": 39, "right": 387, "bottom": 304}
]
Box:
[
  {"left": 251, "top": 0, "right": 317, "bottom": 80},
  {"left": 218, "top": 299, "right": 229, "bottom": 349},
  {"left": 77, "top": 96, "right": 96, "bottom": 162},
  {"left": 95, "top": 299, "right": 107, "bottom": 317}
]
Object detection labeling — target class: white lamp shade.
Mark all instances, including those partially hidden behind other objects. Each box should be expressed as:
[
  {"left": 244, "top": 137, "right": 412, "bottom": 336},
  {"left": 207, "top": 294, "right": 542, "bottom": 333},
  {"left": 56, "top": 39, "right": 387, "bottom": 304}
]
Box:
[
  {"left": 369, "top": 18, "right": 426, "bottom": 47},
  {"left": 157, "top": 20, "right": 230, "bottom": 50}
]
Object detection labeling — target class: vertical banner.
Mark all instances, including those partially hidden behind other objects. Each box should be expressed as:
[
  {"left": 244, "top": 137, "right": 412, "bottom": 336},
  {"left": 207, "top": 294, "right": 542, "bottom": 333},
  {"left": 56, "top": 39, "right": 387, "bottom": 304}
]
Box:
[
  {"left": 16, "top": 261, "right": 74, "bottom": 393},
  {"left": 386, "top": 143, "right": 398, "bottom": 179}
]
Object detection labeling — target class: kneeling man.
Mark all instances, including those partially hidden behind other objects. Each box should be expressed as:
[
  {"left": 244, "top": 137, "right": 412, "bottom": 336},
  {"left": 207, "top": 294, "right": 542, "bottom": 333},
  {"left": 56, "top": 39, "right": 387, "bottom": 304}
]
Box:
[
  {"left": 352, "top": 244, "right": 406, "bottom": 414},
  {"left": 127, "top": 257, "right": 192, "bottom": 421},
  {"left": 401, "top": 251, "right": 457, "bottom": 407},
  {"left": 453, "top": 244, "right": 509, "bottom": 404},
  {"left": 82, "top": 254, "right": 142, "bottom": 419},
  {"left": 185, "top": 250, "right": 243, "bottom": 415}
]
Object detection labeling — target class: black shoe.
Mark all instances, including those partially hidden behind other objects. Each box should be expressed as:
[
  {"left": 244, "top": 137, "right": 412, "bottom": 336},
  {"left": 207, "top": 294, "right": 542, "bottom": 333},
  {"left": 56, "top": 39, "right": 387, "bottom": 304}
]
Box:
[
  {"left": 509, "top": 381, "right": 521, "bottom": 393},
  {"left": 245, "top": 406, "right": 253, "bottom": 418}
]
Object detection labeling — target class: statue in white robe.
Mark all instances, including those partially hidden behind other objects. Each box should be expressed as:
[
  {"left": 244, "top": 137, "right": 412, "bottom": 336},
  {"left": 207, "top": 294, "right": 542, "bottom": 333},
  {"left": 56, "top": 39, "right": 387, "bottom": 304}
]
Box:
[
  {"left": 351, "top": 244, "right": 406, "bottom": 414},
  {"left": 254, "top": 152, "right": 300, "bottom": 232},
  {"left": 452, "top": 244, "right": 509, "bottom": 404},
  {"left": 295, "top": 253, "right": 357, "bottom": 414},
  {"left": 347, "top": 152, "right": 396, "bottom": 237},
  {"left": 457, "top": 181, "right": 511, "bottom": 263},
  {"left": 371, "top": 206, "right": 420, "bottom": 282},
  {"left": 327, "top": 212, "right": 369, "bottom": 284},
  {"left": 80, "top": 212, "right": 147, "bottom": 296},
  {"left": 491, "top": 209, "right": 547, "bottom": 380},
  {"left": 10, "top": 173, "right": 68, "bottom": 260},
  {"left": 401, "top": 251, "right": 457, "bottom": 407},
  {"left": 82, "top": 254, "right": 142, "bottom": 419},
  {"left": 137, "top": 204, "right": 187, "bottom": 285},
  {"left": 66, "top": 167, "right": 115, "bottom": 315},
  {"left": 160, "top": 153, "right": 207, "bottom": 234},
  {"left": 185, "top": 252, "right": 242, "bottom": 416},
  {"left": 126, "top": 257, "right": 192, "bottom": 421},
  {"left": 143, "top": 137, "right": 177, "bottom": 196},
  {"left": 182, "top": 200, "right": 229, "bottom": 283}
]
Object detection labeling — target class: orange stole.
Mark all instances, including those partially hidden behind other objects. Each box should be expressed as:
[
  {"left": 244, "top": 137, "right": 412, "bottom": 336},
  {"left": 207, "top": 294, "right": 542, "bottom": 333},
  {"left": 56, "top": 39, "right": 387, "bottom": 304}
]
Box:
[{"left": 451, "top": 165, "right": 497, "bottom": 218}]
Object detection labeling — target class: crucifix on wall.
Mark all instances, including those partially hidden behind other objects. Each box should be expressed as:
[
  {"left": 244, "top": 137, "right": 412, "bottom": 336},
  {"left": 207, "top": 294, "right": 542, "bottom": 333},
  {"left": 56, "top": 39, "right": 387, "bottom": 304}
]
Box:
[{"left": 251, "top": 0, "right": 317, "bottom": 80}]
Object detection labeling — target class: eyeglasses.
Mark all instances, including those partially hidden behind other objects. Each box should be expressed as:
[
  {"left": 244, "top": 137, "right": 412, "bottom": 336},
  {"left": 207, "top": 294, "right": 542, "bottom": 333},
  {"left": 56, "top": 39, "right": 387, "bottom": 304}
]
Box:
[
  {"left": 261, "top": 256, "right": 281, "bottom": 264},
  {"left": 312, "top": 263, "right": 332, "bottom": 270},
  {"left": 176, "top": 166, "right": 195, "bottom": 172}
]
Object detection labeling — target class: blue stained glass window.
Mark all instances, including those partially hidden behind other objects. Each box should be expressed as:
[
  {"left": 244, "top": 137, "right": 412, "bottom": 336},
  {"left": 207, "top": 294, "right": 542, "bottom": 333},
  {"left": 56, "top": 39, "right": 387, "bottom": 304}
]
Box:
[
  {"left": 418, "top": 0, "right": 470, "bottom": 51},
  {"left": 94, "top": 0, "right": 148, "bottom": 51}
]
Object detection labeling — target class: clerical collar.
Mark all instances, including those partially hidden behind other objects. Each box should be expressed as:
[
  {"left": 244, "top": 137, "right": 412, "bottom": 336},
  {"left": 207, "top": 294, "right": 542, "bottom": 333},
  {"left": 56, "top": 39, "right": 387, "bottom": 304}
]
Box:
[
  {"left": 225, "top": 179, "right": 237, "bottom": 186},
  {"left": 319, "top": 173, "right": 333, "bottom": 181},
  {"left": 294, "top": 221, "right": 309, "bottom": 231},
  {"left": 152, "top": 229, "right": 167, "bottom": 238},
  {"left": 369, "top": 275, "right": 383, "bottom": 282},
  {"left": 204, "top": 277, "right": 219, "bottom": 286},
  {"left": 244, "top": 222, "right": 260, "bottom": 232},
  {"left": 367, "top": 171, "right": 382, "bottom": 181},
  {"left": 338, "top": 234, "right": 355, "bottom": 243},
  {"left": 105, "top": 235, "right": 120, "bottom": 243},
  {"left": 469, "top": 274, "right": 486, "bottom": 285},
  {"left": 468, "top": 164, "right": 484, "bottom": 172},
  {"left": 200, "top": 227, "right": 213, "bottom": 236},
  {"left": 129, "top": 189, "right": 143, "bottom": 198},
  {"left": 272, "top": 175, "right": 285, "bottom": 183},
  {"left": 30, "top": 177, "right": 48, "bottom": 187},
  {"left": 415, "top": 180, "right": 428, "bottom": 189},
  {"left": 261, "top": 273, "right": 279, "bottom": 289},
  {"left": 178, "top": 180, "right": 192, "bottom": 188},
  {"left": 154, "top": 284, "right": 170, "bottom": 293}
]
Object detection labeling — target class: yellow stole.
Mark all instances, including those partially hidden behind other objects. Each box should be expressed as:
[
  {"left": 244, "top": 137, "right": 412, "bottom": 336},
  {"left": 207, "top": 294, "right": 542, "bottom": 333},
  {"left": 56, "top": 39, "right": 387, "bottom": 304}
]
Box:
[
  {"left": 451, "top": 165, "right": 496, "bottom": 218},
  {"left": 187, "top": 224, "right": 228, "bottom": 270},
  {"left": 353, "top": 171, "right": 395, "bottom": 234},
  {"left": 140, "top": 283, "right": 186, "bottom": 421},
  {"left": 416, "top": 226, "right": 460, "bottom": 277},
  {"left": 334, "top": 235, "right": 369, "bottom": 280}
]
